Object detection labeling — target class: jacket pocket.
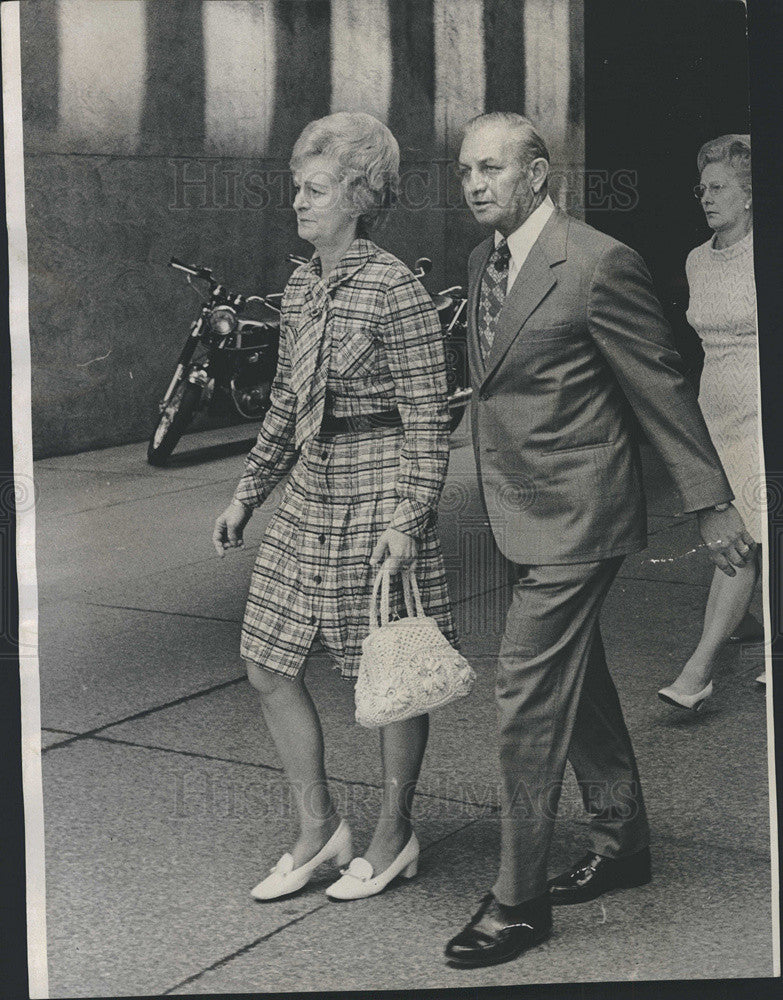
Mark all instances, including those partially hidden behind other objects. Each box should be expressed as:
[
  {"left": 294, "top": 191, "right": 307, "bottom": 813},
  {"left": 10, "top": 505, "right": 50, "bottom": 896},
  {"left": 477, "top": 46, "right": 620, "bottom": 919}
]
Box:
[
  {"left": 336, "top": 329, "right": 377, "bottom": 378},
  {"left": 524, "top": 322, "right": 575, "bottom": 341},
  {"left": 545, "top": 439, "right": 612, "bottom": 455}
]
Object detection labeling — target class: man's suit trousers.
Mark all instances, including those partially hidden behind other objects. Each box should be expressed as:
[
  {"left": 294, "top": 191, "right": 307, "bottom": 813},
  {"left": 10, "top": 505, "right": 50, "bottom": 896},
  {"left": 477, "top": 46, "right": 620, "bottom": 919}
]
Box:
[{"left": 492, "top": 557, "right": 650, "bottom": 906}]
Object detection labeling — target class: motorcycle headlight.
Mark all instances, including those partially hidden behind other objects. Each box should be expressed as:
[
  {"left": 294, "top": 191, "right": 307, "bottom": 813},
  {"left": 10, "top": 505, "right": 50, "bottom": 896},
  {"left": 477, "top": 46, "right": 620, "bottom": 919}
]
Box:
[{"left": 207, "top": 306, "right": 238, "bottom": 337}]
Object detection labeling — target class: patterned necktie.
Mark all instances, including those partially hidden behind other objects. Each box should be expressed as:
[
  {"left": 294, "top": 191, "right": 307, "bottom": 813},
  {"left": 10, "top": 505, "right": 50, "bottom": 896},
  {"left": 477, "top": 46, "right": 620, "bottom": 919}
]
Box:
[
  {"left": 478, "top": 239, "right": 511, "bottom": 363},
  {"left": 290, "top": 277, "right": 333, "bottom": 448}
]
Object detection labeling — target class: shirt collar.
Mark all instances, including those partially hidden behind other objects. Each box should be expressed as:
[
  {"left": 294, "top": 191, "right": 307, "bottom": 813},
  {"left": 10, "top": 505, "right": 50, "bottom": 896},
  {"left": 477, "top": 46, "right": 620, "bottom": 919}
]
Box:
[
  {"left": 307, "top": 237, "right": 379, "bottom": 290},
  {"left": 495, "top": 195, "right": 555, "bottom": 260}
]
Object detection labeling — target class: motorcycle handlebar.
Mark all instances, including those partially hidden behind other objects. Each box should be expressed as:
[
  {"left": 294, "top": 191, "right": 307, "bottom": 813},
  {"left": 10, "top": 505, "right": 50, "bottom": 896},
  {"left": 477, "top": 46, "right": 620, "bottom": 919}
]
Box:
[{"left": 170, "top": 257, "right": 213, "bottom": 281}]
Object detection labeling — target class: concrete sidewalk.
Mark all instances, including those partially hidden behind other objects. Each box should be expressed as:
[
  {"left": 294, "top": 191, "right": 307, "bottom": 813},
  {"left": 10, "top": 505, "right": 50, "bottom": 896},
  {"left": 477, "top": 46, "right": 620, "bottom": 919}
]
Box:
[{"left": 35, "top": 422, "right": 774, "bottom": 996}]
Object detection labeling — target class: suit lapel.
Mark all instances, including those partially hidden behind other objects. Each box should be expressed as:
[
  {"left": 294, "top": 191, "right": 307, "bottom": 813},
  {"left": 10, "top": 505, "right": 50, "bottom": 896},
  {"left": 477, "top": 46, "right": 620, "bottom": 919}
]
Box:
[
  {"left": 479, "top": 209, "right": 569, "bottom": 389},
  {"left": 467, "top": 237, "right": 494, "bottom": 381}
]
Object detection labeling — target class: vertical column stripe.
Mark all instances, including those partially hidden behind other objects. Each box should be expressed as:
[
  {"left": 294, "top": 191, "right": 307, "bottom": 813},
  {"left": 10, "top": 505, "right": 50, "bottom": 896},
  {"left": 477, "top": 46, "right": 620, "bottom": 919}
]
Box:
[
  {"left": 140, "top": 0, "right": 206, "bottom": 151},
  {"left": 330, "top": 0, "right": 392, "bottom": 120},
  {"left": 202, "top": 0, "right": 276, "bottom": 156},
  {"left": 433, "top": 0, "right": 486, "bottom": 153},
  {"left": 20, "top": 0, "right": 59, "bottom": 135},
  {"left": 388, "top": 0, "right": 435, "bottom": 157},
  {"left": 523, "top": 0, "right": 570, "bottom": 166},
  {"left": 57, "top": 0, "right": 146, "bottom": 151},
  {"left": 434, "top": 0, "right": 487, "bottom": 288},
  {"left": 484, "top": 0, "right": 526, "bottom": 114},
  {"left": 268, "top": 0, "right": 331, "bottom": 155},
  {"left": 567, "top": 1, "right": 585, "bottom": 217}
]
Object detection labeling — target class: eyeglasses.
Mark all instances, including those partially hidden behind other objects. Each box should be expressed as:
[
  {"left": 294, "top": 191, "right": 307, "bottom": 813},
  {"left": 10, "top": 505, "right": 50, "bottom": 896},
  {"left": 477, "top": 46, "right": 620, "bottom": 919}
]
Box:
[{"left": 693, "top": 182, "right": 727, "bottom": 200}]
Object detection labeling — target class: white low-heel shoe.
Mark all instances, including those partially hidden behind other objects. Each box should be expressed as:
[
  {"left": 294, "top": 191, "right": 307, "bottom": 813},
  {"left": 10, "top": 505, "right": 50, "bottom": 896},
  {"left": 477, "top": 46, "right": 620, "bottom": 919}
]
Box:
[
  {"left": 251, "top": 820, "right": 353, "bottom": 901},
  {"left": 325, "top": 832, "right": 420, "bottom": 901},
  {"left": 658, "top": 680, "right": 713, "bottom": 712}
]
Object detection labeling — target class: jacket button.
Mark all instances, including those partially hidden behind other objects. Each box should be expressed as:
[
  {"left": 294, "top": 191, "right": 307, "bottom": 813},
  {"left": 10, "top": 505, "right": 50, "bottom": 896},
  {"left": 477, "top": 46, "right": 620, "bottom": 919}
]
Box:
[
  {"left": 314, "top": 574, "right": 322, "bottom": 584},
  {"left": 309, "top": 615, "right": 316, "bottom": 625},
  {"left": 318, "top": 533, "right": 326, "bottom": 544},
  {"left": 321, "top": 450, "right": 328, "bottom": 460}
]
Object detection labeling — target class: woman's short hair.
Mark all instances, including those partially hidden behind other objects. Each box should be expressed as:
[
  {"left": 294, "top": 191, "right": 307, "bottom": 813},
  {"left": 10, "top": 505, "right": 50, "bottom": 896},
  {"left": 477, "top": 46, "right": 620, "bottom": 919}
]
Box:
[
  {"left": 697, "top": 134, "right": 752, "bottom": 195},
  {"left": 290, "top": 112, "right": 400, "bottom": 235}
]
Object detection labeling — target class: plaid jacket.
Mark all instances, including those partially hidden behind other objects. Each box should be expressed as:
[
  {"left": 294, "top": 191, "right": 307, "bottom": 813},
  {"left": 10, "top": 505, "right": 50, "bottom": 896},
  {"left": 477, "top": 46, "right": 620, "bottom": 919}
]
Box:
[{"left": 234, "top": 239, "right": 451, "bottom": 539}]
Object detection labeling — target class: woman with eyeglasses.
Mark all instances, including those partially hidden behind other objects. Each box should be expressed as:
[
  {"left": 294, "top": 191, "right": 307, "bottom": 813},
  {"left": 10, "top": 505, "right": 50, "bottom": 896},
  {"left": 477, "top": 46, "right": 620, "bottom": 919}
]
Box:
[{"left": 658, "top": 134, "right": 764, "bottom": 711}]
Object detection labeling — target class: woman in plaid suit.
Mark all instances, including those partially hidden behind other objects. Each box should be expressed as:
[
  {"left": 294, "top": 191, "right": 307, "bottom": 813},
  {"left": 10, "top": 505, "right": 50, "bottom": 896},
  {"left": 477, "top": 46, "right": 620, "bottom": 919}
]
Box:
[{"left": 213, "top": 113, "right": 457, "bottom": 902}]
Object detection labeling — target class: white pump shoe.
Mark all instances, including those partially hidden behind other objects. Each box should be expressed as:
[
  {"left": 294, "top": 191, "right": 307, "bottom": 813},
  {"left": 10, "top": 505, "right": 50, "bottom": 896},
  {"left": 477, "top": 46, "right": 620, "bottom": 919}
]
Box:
[
  {"left": 657, "top": 680, "right": 713, "bottom": 712},
  {"left": 251, "top": 820, "right": 353, "bottom": 901},
  {"left": 325, "top": 831, "right": 420, "bottom": 900}
]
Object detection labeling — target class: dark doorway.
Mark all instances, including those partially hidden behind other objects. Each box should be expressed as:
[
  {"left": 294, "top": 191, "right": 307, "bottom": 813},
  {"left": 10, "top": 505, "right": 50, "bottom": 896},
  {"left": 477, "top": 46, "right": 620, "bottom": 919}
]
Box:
[{"left": 585, "top": 0, "right": 750, "bottom": 380}]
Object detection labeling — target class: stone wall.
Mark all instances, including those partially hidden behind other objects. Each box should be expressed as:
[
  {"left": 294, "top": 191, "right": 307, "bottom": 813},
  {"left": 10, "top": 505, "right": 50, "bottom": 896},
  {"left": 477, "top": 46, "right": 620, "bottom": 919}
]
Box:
[{"left": 21, "top": 0, "right": 584, "bottom": 457}]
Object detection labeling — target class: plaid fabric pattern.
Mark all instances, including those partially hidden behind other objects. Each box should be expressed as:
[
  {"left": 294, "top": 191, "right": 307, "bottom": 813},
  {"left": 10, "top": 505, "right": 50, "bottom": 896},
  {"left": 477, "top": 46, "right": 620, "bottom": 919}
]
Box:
[
  {"left": 478, "top": 239, "right": 511, "bottom": 362},
  {"left": 233, "top": 239, "right": 457, "bottom": 679},
  {"left": 288, "top": 280, "right": 333, "bottom": 448},
  {"left": 234, "top": 239, "right": 451, "bottom": 538},
  {"left": 288, "top": 253, "right": 371, "bottom": 447},
  {"left": 240, "top": 428, "right": 457, "bottom": 678}
]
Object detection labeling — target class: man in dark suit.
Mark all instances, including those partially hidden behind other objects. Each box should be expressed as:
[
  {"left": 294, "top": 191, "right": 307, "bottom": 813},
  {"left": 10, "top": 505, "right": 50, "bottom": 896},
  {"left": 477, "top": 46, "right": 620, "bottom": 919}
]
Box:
[{"left": 444, "top": 112, "right": 755, "bottom": 969}]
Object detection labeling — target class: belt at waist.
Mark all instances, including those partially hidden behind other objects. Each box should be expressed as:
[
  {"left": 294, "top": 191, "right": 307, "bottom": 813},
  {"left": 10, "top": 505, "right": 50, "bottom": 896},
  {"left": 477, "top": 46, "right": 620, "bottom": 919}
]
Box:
[{"left": 319, "top": 409, "right": 402, "bottom": 436}]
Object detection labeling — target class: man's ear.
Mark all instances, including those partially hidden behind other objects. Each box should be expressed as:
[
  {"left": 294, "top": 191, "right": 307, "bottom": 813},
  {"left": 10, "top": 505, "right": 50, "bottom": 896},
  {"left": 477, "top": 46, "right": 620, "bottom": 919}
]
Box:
[{"left": 529, "top": 157, "right": 550, "bottom": 194}]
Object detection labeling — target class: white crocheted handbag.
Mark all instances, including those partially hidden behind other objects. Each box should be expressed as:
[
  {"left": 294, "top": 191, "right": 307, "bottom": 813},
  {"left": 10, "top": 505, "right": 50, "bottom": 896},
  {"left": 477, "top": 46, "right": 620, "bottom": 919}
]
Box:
[{"left": 354, "top": 566, "right": 475, "bottom": 728}]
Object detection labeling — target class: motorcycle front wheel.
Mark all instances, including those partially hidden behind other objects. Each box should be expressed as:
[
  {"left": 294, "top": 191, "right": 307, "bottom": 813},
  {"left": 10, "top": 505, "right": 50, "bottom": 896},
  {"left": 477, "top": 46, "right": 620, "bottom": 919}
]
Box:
[{"left": 147, "top": 380, "right": 203, "bottom": 466}]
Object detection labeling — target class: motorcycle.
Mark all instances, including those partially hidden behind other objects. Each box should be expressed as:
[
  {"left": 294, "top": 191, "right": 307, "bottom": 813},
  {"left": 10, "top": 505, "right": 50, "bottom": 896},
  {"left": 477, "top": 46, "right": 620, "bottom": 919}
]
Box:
[
  {"left": 421, "top": 260, "right": 471, "bottom": 433},
  {"left": 148, "top": 254, "right": 471, "bottom": 465},
  {"left": 147, "top": 258, "right": 282, "bottom": 465}
]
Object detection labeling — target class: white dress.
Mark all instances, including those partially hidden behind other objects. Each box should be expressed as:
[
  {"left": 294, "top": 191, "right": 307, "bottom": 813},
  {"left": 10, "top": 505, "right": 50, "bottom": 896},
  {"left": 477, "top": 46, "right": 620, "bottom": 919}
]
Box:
[{"left": 685, "top": 229, "right": 763, "bottom": 541}]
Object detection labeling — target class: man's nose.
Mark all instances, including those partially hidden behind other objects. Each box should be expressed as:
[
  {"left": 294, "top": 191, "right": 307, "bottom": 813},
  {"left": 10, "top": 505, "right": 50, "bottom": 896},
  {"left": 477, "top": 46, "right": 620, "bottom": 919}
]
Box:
[
  {"left": 293, "top": 189, "right": 307, "bottom": 210},
  {"left": 465, "top": 170, "right": 486, "bottom": 194}
]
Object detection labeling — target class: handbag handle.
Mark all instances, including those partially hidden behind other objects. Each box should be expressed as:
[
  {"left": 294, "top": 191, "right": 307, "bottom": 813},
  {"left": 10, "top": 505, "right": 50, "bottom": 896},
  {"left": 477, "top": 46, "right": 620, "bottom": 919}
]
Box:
[
  {"left": 400, "top": 567, "right": 426, "bottom": 618},
  {"left": 369, "top": 564, "right": 425, "bottom": 631}
]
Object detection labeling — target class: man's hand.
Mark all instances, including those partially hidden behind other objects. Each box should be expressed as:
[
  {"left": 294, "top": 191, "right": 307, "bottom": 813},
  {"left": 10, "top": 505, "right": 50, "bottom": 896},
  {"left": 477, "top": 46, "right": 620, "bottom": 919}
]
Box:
[
  {"left": 696, "top": 504, "right": 756, "bottom": 576},
  {"left": 213, "top": 500, "right": 253, "bottom": 557},
  {"left": 370, "top": 527, "right": 418, "bottom": 575}
]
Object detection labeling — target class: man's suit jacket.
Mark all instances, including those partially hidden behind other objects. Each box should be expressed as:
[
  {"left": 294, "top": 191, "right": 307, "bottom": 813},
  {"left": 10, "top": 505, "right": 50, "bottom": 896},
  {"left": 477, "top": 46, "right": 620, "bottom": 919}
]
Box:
[{"left": 468, "top": 208, "right": 733, "bottom": 565}]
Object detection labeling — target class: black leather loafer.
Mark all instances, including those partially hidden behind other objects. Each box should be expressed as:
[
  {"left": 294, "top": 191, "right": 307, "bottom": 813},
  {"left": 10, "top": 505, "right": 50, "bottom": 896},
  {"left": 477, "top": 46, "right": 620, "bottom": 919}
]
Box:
[
  {"left": 548, "top": 847, "right": 651, "bottom": 905},
  {"left": 444, "top": 892, "right": 552, "bottom": 968}
]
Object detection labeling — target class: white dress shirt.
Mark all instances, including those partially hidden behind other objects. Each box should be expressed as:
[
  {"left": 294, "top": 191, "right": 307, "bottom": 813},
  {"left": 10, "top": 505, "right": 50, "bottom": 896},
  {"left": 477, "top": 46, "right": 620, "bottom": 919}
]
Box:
[{"left": 496, "top": 195, "right": 555, "bottom": 291}]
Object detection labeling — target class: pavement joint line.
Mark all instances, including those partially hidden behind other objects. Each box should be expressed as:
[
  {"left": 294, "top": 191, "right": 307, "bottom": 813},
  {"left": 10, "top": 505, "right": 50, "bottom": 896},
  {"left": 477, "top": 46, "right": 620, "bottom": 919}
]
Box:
[
  {"left": 35, "top": 461, "right": 239, "bottom": 484},
  {"left": 56, "top": 731, "right": 502, "bottom": 812},
  {"left": 615, "top": 573, "right": 708, "bottom": 589},
  {"left": 54, "top": 582, "right": 512, "bottom": 622},
  {"left": 161, "top": 901, "right": 331, "bottom": 995},
  {"left": 40, "top": 676, "right": 247, "bottom": 753},
  {"left": 76, "top": 600, "right": 243, "bottom": 625},
  {"left": 159, "top": 814, "right": 488, "bottom": 995},
  {"left": 160, "top": 812, "right": 772, "bottom": 995},
  {"left": 47, "top": 726, "right": 773, "bottom": 862},
  {"left": 40, "top": 476, "right": 242, "bottom": 517}
]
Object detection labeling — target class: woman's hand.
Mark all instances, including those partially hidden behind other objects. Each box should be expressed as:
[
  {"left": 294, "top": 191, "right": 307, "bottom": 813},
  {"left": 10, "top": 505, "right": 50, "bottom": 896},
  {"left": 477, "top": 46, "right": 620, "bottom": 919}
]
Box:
[
  {"left": 370, "top": 527, "right": 418, "bottom": 575},
  {"left": 213, "top": 500, "right": 253, "bottom": 557}
]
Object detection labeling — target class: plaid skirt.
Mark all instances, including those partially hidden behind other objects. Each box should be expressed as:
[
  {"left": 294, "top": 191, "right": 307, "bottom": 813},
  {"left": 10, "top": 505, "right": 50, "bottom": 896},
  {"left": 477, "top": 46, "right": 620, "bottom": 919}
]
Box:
[{"left": 241, "top": 426, "right": 458, "bottom": 679}]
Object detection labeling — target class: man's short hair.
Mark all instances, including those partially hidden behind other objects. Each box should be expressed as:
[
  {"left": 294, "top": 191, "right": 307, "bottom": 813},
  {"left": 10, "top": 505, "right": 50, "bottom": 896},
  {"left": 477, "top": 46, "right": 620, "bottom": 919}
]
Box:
[{"left": 462, "top": 112, "right": 551, "bottom": 168}]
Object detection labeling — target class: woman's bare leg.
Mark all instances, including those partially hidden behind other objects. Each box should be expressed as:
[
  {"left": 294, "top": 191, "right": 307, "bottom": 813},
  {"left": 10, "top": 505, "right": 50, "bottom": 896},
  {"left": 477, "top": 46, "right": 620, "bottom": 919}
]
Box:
[
  {"left": 362, "top": 713, "right": 429, "bottom": 873},
  {"left": 666, "top": 550, "right": 760, "bottom": 694},
  {"left": 246, "top": 661, "right": 340, "bottom": 867}
]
